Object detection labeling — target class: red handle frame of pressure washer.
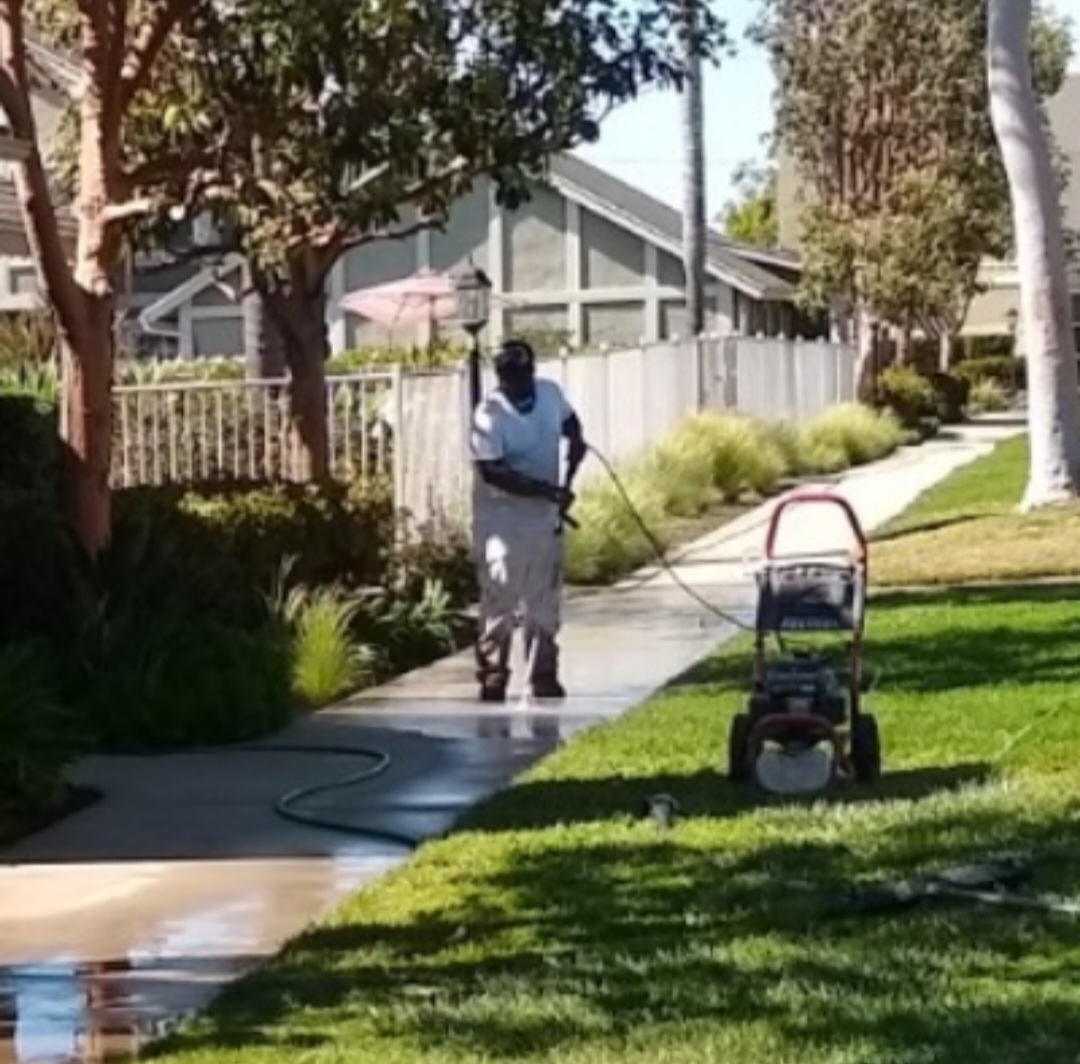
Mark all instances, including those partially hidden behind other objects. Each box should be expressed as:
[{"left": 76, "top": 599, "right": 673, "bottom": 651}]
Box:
[{"left": 763, "top": 492, "right": 867, "bottom": 564}]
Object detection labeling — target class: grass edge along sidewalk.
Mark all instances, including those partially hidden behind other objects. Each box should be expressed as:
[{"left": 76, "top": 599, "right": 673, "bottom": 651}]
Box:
[
  {"left": 871, "top": 432, "right": 1080, "bottom": 586},
  {"left": 146, "top": 453, "right": 1080, "bottom": 1064}
]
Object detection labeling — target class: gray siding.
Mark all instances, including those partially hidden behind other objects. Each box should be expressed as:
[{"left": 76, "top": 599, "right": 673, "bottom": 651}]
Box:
[
  {"left": 580, "top": 209, "right": 645, "bottom": 288},
  {"left": 583, "top": 302, "right": 645, "bottom": 346},
  {"left": 131, "top": 260, "right": 205, "bottom": 295},
  {"left": 430, "top": 182, "right": 489, "bottom": 272},
  {"left": 343, "top": 209, "right": 418, "bottom": 291},
  {"left": 192, "top": 279, "right": 238, "bottom": 306},
  {"left": 192, "top": 317, "right": 244, "bottom": 356},
  {"left": 504, "top": 185, "right": 565, "bottom": 291},
  {"left": 657, "top": 250, "right": 684, "bottom": 288},
  {"left": 504, "top": 304, "right": 569, "bottom": 336},
  {"left": 1045, "top": 75, "right": 1080, "bottom": 237}
]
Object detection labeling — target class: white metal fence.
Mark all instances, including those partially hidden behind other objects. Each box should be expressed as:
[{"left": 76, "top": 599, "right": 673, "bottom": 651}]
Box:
[
  {"left": 111, "top": 372, "right": 397, "bottom": 487},
  {"left": 110, "top": 335, "right": 857, "bottom": 525}
]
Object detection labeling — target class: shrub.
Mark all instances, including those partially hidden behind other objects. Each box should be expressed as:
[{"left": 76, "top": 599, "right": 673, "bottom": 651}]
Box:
[
  {"left": 928, "top": 372, "right": 970, "bottom": 424},
  {"left": 0, "top": 311, "right": 57, "bottom": 370},
  {"left": 326, "top": 342, "right": 466, "bottom": 373},
  {"left": 795, "top": 432, "right": 849, "bottom": 475},
  {"left": 565, "top": 470, "right": 669, "bottom": 585},
  {"left": 666, "top": 412, "right": 787, "bottom": 502},
  {"left": 363, "top": 578, "right": 460, "bottom": 676},
  {"left": 0, "top": 393, "right": 59, "bottom": 499},
  {"left": 959, "top": 334, "right": 1014, "bottom": 361},
  {"left": 968, "top": 377, "right": 1011, "bottom": 414},
  {"left": 77, "top": 615, "right": 294, "bottom": 750},
  {"left": 645, "top": 429, "right": 720, "bottom": 516},
  {"left": 760, "top": 420, "right": 807, "bottom": 476},
  {"left": 0, "top": 642, "right": 78, "bottom": 814},
  {"left": 0, "top": 493, "right": 71, "bottom": 645},
  {"left": 276, "top": 582, "right": 377, "bottom": 707},
  {"left": 113, "top": 479, "right": 397, "bottom": 625},
  {"left": 875, "top": 365, "right": 937, "bottom": 430},
  {"left": 391, "top": 518, "right": 475, "bottom": 606},
  {"left": 801, "top": 403, "right": 905, "bottom": 468},
  {"left": 954, "top": 356, "right": 1025, "bottom": 393}
]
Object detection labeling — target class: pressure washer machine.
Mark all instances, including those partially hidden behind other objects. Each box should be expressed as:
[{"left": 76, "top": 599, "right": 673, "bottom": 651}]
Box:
[{"left": 727, "top": 492, "right": 881, "bottom": 794}]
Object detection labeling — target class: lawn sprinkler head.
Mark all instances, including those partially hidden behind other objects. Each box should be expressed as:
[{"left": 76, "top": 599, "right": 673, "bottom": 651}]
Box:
[{"left": 642, "top": 793, "right": 680, "bottom": 830}]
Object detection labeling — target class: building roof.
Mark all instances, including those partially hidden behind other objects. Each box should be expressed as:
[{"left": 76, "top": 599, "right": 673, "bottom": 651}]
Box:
[
  {"left": 141, "top": 154, "right": 802, "bottom": 329},
  {"left": 550, "top": 153, "right": 798, "bottom": 300}
]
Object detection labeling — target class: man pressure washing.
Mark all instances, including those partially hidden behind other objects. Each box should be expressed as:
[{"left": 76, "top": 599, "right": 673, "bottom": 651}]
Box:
[{"left": 470, "top": 339, "right": 587, "bottom": 703}]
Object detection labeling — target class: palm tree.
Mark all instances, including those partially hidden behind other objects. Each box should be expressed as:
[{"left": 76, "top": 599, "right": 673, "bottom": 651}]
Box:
[
  {"left": 680, "top": 0, "right": 707, "bottom": 340},
  {"left": 988, "top": 0, "right": 1080, "bottom": 508}
]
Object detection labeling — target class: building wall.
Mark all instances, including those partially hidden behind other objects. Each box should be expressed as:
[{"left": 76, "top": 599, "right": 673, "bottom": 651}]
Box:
[
  {"left": 964, "top": 285, "right": 1019, "bottom": 337},
  {"left": 137, "top": 175, "right": 783, "bottom": 357}
]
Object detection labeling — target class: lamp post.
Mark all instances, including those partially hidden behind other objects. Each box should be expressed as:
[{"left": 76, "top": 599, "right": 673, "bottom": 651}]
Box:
[
  {"left": 1006, "top": 306, "right": 1019, "bottom": 354},
  {"left": 451, "top": 261, "right": 492, "bottom": 410}
]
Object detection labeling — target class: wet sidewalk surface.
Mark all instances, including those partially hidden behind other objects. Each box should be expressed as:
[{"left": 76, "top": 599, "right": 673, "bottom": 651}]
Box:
[{"left": 0, "top": 421, "right": 1018, "bottom": 1062}]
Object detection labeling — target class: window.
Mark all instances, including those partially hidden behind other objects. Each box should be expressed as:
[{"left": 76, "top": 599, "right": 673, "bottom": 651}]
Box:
[{"left": 8, "top": 266, "right": 37, "bottom": 296}]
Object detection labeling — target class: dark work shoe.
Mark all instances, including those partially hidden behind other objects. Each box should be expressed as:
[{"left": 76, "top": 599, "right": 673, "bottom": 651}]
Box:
[
  {"left": 479, "top": 681, "right": 508, "bottom": 704},
  {"left": 529, "top": 675, "right": 566, "bottom": 700}
]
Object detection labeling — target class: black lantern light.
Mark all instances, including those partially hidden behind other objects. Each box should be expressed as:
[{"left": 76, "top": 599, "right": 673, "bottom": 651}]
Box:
[{"left": 451, "top": 260, "right": 493, "bottom": 409}]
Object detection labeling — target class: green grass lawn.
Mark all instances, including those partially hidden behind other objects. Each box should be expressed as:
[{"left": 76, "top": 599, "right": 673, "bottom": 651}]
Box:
[
  {"left": 872, "top": 433, "right": 1080, "bottom": 586},
  {"left": 151, "top": 580, "right": 1080, "bottom": 1064}
]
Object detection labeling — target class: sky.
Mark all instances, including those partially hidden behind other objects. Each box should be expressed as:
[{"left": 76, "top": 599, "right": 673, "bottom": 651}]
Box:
[{"left": 574, "top": 0, "right": 1080, "bottom": 217}]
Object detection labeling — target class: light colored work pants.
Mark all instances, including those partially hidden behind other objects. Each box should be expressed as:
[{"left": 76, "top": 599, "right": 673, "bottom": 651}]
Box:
[{"left": 474, "top": 503, "right": 563, "bottom": 687}]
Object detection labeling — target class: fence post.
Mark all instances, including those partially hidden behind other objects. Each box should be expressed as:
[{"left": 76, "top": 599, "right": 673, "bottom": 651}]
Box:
[
  {"left": 692, "top": 333, "right": 704, "bottom": 412},
  {"left": 720, "top": 334, "right": 739, "bottom": 410},
  {"left": 390, "top": 363, "right": 406, "bottom": 522},
  {"left": 458, "top": 360, "right": 474, "bottom": 530}
]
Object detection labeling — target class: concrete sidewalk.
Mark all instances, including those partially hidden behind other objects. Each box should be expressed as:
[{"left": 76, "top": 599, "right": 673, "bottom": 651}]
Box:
[{"left": 0, "top": 420, "right": 1018, "bottom": 1063}]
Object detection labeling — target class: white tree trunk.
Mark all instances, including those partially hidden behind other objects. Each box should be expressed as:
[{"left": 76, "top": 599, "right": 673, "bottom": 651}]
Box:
[
  {"left": 680, "top": 3, "right": 706, "bottom": 337},
  {"left": 988, "top": 0, "right": 1080, "bottom": 509}
]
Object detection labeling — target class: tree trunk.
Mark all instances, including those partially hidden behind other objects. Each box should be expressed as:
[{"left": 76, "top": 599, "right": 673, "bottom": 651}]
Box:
[
  {"left": 938, "top": 331, "right": 951, "bottom": 372},
  {"left": 49, "top": 66, "right": 120, "bottom": 556},
  {"left": 680, "top": 3, "right": 706, "bottom": 337},
  {"left": 854, "top": 303, "right": 878, "bottom": 403},
  {"left": 989, "top": 0, "right": 1080, "bottom": 508},
  {"left": 894, "top": 323, "right": 913, "bottom": 365},
  {"left": 58, "top": 298, "right": 114, "bottom": 555},
  {"left": 263, "top": 287, "right": 331, "bottom": 481}
]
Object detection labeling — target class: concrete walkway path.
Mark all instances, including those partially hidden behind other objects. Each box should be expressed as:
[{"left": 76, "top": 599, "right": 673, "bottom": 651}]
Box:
[{"left": 0, "top": 419, "right": 1019, "bottom": 1063}]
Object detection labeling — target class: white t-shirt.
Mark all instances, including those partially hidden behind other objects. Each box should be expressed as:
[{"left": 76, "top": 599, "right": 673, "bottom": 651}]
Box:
[{"left": 471, "top": 377, "right": 575, "bottom": 514}]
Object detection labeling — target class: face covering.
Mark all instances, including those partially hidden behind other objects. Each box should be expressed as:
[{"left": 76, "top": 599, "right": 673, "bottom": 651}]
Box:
[{"left": 499, "top": 372, "right": 536, "bottom": 412}]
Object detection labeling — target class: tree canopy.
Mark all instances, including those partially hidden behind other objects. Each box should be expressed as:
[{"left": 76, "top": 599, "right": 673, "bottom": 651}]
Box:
[
  {"left": 104, "top": 0, "right": 727, "bottom": 278},
  {"left": 720, "top": 160, "right": 778, "bottom": 248},
  {"left": 54, "top": 0, "right": 728, "bottom": 475},
  {"left": 758, "top": 0, "right": 1072, "bottom": 344}
]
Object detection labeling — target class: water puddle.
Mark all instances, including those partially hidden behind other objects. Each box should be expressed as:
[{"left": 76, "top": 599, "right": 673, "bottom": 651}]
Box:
[{"left": 0, "top": 956, "right": 215, "bottom": 1062}]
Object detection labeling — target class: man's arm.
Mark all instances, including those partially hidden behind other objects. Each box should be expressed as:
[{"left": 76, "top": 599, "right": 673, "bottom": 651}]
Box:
[
  {"left": 562, "top": 410, "right": 587, "bottom": 488},
  {"left": 477, "top": 461, "right": 560, "bottom": 499}
]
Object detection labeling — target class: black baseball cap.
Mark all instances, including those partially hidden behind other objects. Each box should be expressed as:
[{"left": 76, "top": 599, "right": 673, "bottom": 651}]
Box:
[{"left": 493, "top": 339, "right": 536, "bottom": 375}]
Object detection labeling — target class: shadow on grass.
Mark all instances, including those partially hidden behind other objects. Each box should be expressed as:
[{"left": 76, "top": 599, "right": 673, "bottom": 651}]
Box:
[
  {"left": 151, "top": 796, "right": 1080, "bottom": 1064},
  {"left": 869, "top": 512, "right": 989, "bottom": 544},
  {"left": 143, "top": 579, "right": 1080, "bottom": 1064},
  {"left": 461, "top": 764, "right": 993, "bottom": 833}
]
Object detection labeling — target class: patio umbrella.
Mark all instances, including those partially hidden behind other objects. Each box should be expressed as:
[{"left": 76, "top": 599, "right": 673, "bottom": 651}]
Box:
[{"left": 339, "top": 268, "right": 459, "bottom": 332}]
